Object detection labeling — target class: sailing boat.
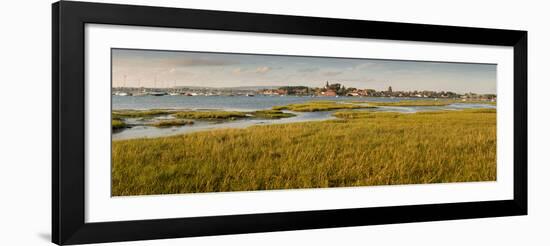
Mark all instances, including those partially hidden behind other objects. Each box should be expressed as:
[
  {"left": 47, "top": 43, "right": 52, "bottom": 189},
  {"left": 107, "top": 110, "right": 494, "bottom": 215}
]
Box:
[
  {"left": 148, "top": 76, "right": 167, "bottom": 96},
  {"left": 133, "top": 79, "right": 148, "bottom": 96},
  {"left": 169, "top": 81, "right": 181, "bottom": 96},
  {"left": 114, "top": 75, "right": 130, "bottom": 96}
]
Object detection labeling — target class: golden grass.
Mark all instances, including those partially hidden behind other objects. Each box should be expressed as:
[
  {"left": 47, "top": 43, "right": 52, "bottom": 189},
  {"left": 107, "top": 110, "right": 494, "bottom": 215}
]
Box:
[
  {"left": 112, "top": 109, "right": 496, "bottom": 196},
  {"left": 173, "top": 111, "right": 247, "bottom": 120},
  {"left": 457, "top": 100, "right": 497, "bottom": 106},
  {"left": 148, "top": 119, "right": 194, "bottom": 128},
  {"left": 365, "top": 100, "right": 453, "bottom": 107},
  {"left": 332, "top": 111, "right": 402, "bottom": 119},
  {"left": 352, "top": 99, "right": 496, "bottom": 107},
  {"left": 111, "top": 119, "right": 126, "bottom": 130},
  {"left": 252, "top": 110, "right": 296, "bottom": 119},
  {"left": 272, "top": 100, "right": 375, "bottom": 112},
  {"left": 112, "top": 109, "right": 173, "bottom": 118}
]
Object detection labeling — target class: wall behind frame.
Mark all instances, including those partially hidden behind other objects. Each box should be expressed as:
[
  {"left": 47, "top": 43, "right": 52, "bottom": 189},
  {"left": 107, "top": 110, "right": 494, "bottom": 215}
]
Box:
[{"left": 0, "top": 0, "right": 546, "bottom": 245}]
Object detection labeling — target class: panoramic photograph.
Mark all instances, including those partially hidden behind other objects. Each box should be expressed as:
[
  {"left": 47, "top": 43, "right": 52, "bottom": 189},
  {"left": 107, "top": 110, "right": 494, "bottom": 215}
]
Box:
[{"left": 111, "top": 48, "right": 497, "bottom": 196}]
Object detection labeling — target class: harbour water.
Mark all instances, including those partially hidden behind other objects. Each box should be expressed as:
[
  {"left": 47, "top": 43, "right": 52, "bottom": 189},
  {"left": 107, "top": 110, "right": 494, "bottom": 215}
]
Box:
[{"left": 112, "top": 96, "right": 495, "bottom": 140}]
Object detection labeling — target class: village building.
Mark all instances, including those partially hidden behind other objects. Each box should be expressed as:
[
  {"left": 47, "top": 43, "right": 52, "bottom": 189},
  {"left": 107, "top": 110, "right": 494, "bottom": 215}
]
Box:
[{"left": 323, "top": 89, "right": 337, "bottom": 96}]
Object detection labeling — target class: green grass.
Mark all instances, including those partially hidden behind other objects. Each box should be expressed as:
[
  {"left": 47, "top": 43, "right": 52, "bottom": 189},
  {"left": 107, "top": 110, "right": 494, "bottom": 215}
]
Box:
[
  {"left": 148, "top": 119, "right": 194, "bottom": 128},
  {"left": 112, "top": 109, "right": 296, "bottom": 130},
  {"left": 462, "top": 108, "right": 497, "bottom": 113},
  {"left": 112, "top": 119, "right": 126, "bottom": 130},
  {"left": 365, "top": 100, "right": 453, "bottom": 107},
  {"left": 112, "top": 109, "right": 496, "bottom": 196},
  {"left": 252, "top": 110, "right": 296, "bottom": 119},
  {"left": 113, "top": 109, "right": 249, "bottom": 121},
  {"left": 112, "top": 109, "right": 173, "bottom": 118},
  {"left": 332, "top": 111, "right": 402, "bottom": 119},
  {"left": 173, "top": 111, "right": 248, "bottom": 120},
  {"left": 456, "top": 100, "right": 497, "bottom": 106},
  {"left": 272, "top": 100, "right": 375, "bottom": 112},
  {"left": 352, "top": 99, "right": 496, "bottom": 107}
]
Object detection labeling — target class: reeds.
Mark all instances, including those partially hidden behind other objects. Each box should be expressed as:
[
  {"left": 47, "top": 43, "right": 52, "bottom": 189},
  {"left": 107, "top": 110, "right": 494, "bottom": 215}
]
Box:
[
  {"left": 148, "top": 119, "right": 194, "bottom": 127},
  {"left": 272, "top": 101, "right": 375, "bottom": 112},
  {"left": 111, "top": 119, "right": 126, "bottom": 129},
  {"left": 173, "top": 111, "right": 248, "bottom": 120},
  {"left": 112, "top": 109, "right": 496, "bottom": 196},
  {"left": 252, "top": 110, "right": 296, "bottom": 119},
  {"left": 112, "top": 109, "right": 173, "bottom": 118}
]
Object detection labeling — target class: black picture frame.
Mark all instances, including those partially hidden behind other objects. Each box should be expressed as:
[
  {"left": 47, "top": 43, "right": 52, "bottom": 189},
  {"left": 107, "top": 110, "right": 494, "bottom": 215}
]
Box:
[{"left": 52, "top": 1, "right": 527, "bottom": 245}]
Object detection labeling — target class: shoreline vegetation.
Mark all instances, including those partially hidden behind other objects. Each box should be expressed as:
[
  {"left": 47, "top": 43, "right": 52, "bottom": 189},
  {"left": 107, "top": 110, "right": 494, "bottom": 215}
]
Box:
[
  {"left": 111, "top": 104, "right": 497, "bottom": 196},
  {"left": 111, "top": 99, "right": 496, "bottom": 131},
  {"left": 353, "top": 99, "right": 496, "bottom": 107},
  {"left": 147, "top": 119, "right": 194, "bottom": 127},
  {"left": 111, "top": 109, "right": 299, "bottom": 130},
  {"left": 111, "top": 119, "right": 126, "bottom": 129},
  {"left": 110, "top": 101, "right": 377, "bottom": 130},
  {"left": 173, "top": 111, "right": 248, "bottom": 120},
  {"left": 111, "top": 99, "right": 496, "bottom": 130},
  {"left": 272, "top": 100, "right": 375, "bottom": 112},
  {"left": 252, "top": 110, "right": 296, "bottom": 119},
  {"left": 112, "top": 109, "right": 173, "bottom": 118}
]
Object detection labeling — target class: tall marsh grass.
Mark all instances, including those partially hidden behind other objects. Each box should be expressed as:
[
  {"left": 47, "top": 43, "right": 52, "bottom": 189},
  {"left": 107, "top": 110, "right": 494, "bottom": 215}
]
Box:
[
  {"left": 252, "top": 110, "right": 296, "bottom": 119},
  {"left": 112, "top": 109, "right": 496, "bottom": 196},
  {"left": 365, "top": 100, "right": 452, "bottom": 106},
  {"left": 112, "top": 109, "right": 173, "bottom": 118},
  {"left": 111, "top": 119, "right": 126, "bottom": 130},
  {"left": 272, "top": 100, "right": 375, "bottom": 112},
  {"left": 148, "top": 119, "right": 194, "bottom": 127},
  {"left": 354, "top": 99, "right": 496, "bottom": 107},
  {"left": 173, "top": 111, "right": 247, "bottom": 120}
]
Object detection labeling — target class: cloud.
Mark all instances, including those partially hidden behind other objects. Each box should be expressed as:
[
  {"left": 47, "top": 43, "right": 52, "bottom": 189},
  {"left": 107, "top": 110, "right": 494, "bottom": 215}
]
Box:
[
  {"left": 255, "top": 66, "right": 272, "bottom": 74},
  {"left": 113, "top": 55, "right": 239, "bottom": 69},
  {"left": 298, "top": 67, "right": 320, "bottom": 73},
  {"left": 165, "top": 57, "right": 237, "bottom": 67},
  {"left": 351, "top": 62, "right": 384, "bottom": 71},
  {"left": 233, "top": 68, "right": 246, "bottom": 74},
  {"left": 335, "top": 77, "right": 377, "bottom": 83},
  {"left": 323, "top": 71, "right": 343, "bottom": 76}
]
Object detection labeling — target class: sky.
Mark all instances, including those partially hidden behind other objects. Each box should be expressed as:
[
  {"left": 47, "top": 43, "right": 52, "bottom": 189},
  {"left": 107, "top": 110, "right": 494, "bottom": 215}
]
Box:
[{"left": 112, "top": 48, "right": 497, "bottom": 94}]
